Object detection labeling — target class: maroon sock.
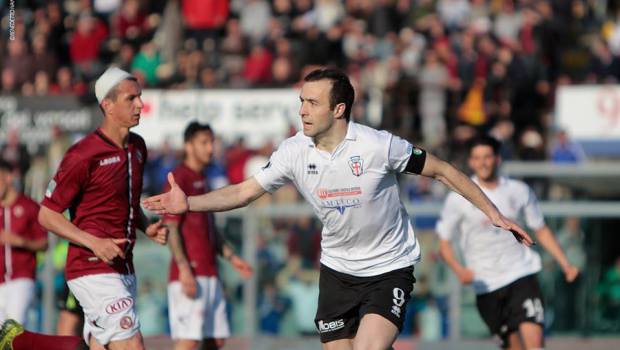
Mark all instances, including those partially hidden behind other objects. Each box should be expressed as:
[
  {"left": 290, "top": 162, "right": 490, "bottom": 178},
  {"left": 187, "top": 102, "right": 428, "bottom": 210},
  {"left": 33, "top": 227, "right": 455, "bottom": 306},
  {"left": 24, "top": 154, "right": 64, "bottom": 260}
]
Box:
[{"left": 12, "top": 330, "right": 85, "bottom": 350}]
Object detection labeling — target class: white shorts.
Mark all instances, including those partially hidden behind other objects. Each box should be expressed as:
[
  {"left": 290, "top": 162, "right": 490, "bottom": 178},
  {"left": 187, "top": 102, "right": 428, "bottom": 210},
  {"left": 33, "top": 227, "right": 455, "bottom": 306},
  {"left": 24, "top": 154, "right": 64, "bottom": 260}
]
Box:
[
  {"left": 67, "top": 273, "right": 140, "bottom": 345},
  {"left": 168, "top": 276, "right": 230, "bottom": 340},
  {"left": 0, "top": 278, "right": 34, "bottom": 324}
]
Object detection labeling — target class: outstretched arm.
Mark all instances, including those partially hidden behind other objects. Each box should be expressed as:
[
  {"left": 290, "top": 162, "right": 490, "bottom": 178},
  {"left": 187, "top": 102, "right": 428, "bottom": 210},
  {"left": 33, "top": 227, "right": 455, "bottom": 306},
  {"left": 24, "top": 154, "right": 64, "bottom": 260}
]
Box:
[
  {"left": 419, "top": 153, "right": 534, "bottom": 246},
  {"left": 143, "top": 173, "right": 267, "bottom": 215},
  {"left": 535, "top": 226, "right": 579, "bottom": 282}
]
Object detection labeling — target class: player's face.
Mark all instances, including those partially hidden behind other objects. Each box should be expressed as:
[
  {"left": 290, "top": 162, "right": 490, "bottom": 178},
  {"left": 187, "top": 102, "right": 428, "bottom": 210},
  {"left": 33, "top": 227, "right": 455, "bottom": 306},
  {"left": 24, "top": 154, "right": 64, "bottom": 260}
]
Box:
[
  {"left": 468, "top": 145, "right": 500, "bottom": 181},
  {"left": 186, "top": 130, "right": 214, "bottom": 167},
  {"left": 299, "top": 80, "right": 337, "bottom": 138},
  {"left": 107, "top": 79, "right": 143, "bottom": 128}
]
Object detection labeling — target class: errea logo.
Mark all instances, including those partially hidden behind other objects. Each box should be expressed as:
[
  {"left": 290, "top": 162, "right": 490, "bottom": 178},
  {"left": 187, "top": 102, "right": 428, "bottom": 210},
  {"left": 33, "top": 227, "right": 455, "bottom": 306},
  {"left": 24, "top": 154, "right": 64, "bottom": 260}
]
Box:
[
  {"left": 317, "top": 319, "right": 345, "bottom": 333},
  {"left": 100, "top": 156, "right": 121, "bottom": 166}
]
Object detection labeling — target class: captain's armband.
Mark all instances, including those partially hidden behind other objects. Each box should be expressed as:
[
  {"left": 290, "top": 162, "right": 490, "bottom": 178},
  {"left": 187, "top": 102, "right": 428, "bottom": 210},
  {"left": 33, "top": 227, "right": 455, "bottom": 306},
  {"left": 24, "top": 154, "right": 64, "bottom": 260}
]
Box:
[{"left": 404, "top": 147, "right": 427, "bottom": 174}]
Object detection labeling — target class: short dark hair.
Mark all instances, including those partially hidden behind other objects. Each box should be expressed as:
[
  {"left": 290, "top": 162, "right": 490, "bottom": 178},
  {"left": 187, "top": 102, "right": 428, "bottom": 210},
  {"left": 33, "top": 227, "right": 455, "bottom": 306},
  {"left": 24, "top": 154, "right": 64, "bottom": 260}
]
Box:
[
  {"left": 106, "top": 77, "right": 139, "bottom": 102},
  {"left": 0, "top": 159, "right": 13, "bottom": 172},
  {"left": 304, "top": 68, "right": 355, "bottom": 122},
  {"left": 184, "top": 121, "right": 213, "bottom": 142},
  {"left": 467, "top": 135, "right": 502, "bottom": 155}
]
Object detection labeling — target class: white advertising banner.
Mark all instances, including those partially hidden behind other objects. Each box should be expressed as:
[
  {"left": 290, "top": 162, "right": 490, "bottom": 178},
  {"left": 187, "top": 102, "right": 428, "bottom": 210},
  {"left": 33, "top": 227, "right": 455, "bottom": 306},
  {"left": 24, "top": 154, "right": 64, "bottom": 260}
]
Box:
[
  {"left": 132, "top": 89, "right": 301, "bottom": 149},
  {"left": 556, "top": 85, "right": 620, "bottom": 140}
]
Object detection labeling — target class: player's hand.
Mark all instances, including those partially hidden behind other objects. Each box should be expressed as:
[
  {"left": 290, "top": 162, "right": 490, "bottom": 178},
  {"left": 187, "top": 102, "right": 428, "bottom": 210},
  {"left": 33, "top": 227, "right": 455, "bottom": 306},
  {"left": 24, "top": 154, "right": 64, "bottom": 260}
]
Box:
[
  {"left": 142, "top": 173, "right": 189, "bottom": 215},
  {"left": 89, "top": 238, "right": 128, "bottom": 265},
  {"left": 563, "top": 264, "right": 579, "bottom": 283},
  {"left": 230, "top": 255, "right": 254, "bottom": 279},
  {"left": 145, "top": 219, "right": 168, "bottom": 245},
  {"left": 456, "top": 267, "right": 475, "bottom": 284},
  {"left": 179, "top": 267, "right": 197, "bottom": 298},
  {"left": 491, "top": 214, "right": 535, "bottom": 246},
  {"left": 0, "top": 230, "right": 24, "bottom": 247}
]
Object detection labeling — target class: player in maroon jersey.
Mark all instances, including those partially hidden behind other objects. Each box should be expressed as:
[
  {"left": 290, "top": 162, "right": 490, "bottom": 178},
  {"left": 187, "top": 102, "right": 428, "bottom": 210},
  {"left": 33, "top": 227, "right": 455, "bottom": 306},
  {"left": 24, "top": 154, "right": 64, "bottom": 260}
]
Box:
[
  {"left": 19, "top": 67, "right": 167, "bottom": 350},
  {"left": 165, "top": 122, "right": 253, "bottom": 350},
  {"left": 0, "top": 159, "right": 48, "bottom": 324}
]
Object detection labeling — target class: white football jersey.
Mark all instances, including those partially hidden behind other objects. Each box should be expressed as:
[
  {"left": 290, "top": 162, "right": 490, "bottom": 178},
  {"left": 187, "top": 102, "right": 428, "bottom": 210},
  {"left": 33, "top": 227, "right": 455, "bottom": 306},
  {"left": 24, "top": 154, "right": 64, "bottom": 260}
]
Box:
[
  {"left": 254, "top": 122, "right": 421, "bottom": 277},
  {"left": 436, "top": 177, "right": 545, "bottom": 294}
]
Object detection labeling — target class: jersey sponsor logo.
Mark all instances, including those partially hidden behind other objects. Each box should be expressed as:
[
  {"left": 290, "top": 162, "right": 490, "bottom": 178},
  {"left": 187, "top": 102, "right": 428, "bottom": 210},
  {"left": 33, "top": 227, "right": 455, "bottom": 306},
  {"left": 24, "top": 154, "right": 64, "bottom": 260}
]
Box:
[
  {"left": 317, "top": 319, "right": 345, "bottom": 333},
  {"left": 120, "top": 316, "right": 134, "bottom": 329},
  {"left": 317, "top": 187, "right": 363, "bottom": 214},
  {"left": 348, "top": 156, "right": 364, "bottom": 176},
  {"left": 262, "top": 161, "right": 271, "bottom": 170},
  {"left": 316, "top": 187, "right": 362, "bottom": 199},
  {"left": 45, "top": 179, "right": 56, "bottom": 198},
  {"left": 307, "top": 163, "right": 318, "bottom": 175},
  {"left": 13, "top": 205, "right": 23, "bottom": 218},
  {"left": 105, "top": 297, "right": 134, "bottom": 314},
  {"left": 324, "top": 198, "right": 361, "bottom": 214},
  {"left": 99, "top": 156, "right": 121, "bottom": 166}
]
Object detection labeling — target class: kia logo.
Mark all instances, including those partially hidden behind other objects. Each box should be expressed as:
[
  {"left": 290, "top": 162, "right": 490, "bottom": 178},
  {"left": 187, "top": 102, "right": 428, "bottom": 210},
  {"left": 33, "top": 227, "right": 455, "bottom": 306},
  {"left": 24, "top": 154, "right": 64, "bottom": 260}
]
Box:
[{"left": 105, "top": 297, "right": 134, "bottom": 314}]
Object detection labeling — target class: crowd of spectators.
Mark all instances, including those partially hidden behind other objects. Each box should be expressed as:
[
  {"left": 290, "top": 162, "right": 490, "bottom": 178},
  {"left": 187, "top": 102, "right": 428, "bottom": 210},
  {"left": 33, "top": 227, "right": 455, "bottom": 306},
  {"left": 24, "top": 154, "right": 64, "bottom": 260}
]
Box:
[
  {"left": 2, "top": 0, "right": 617, "bottom": 159},
  {"left": 1, "top": 0, "right": 617, "bottom": 338}
]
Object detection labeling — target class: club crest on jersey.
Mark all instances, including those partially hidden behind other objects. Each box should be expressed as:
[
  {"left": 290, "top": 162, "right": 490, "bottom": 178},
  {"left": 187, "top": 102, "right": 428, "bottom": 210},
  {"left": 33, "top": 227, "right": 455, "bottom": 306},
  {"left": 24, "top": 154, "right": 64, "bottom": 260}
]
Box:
[
  {"left": 348, "top": 156, "right": 364, "bottom": 176},
  {"left": 13, "top": 205, "right": 24, "bottom": 218}
]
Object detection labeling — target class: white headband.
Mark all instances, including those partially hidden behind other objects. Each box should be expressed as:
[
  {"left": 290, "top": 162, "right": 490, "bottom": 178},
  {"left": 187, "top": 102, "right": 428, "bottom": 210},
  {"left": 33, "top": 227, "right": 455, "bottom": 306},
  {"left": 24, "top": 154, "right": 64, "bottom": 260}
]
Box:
[{"left": 95, "top": 67, "right": 134, "bottom": 104}]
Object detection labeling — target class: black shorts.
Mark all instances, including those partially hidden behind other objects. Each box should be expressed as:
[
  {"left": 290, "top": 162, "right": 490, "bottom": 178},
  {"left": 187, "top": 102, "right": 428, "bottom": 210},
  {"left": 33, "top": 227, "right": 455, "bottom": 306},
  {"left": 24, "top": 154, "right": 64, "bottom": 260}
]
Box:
[
  {"left": 476, "top": 274, "right": 545, "bottom": 349},
  {"left": 314, "top": 264, "right": 415, "bottom": 343},
  {"left": 57, "top": 284, "right": 83, "bottom": 316}
]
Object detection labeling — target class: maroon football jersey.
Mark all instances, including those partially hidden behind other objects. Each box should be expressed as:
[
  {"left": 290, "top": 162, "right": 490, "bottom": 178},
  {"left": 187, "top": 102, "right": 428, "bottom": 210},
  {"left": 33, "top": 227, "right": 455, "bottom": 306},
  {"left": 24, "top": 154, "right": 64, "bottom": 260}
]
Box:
[
  {"left": 163, "top": 163, "right": 218, "bottom": 282},
  {"left": 1, "top": 194, "right": 47, "bottom": 283},
  {"left": 41, "top": 129, "right": 147, "bottom": 280}
]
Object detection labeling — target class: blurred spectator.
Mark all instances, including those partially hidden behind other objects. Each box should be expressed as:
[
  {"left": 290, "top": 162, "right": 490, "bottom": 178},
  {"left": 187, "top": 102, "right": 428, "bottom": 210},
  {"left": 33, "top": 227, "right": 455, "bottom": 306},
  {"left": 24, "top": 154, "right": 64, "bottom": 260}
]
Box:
[
  {"left": 114, "top": 43, "right": 136, "bottom": 72},
  {"left": 47, "top": 125, "right": 72, "bottom": 175},
  {"left": 33, "top": 71, "right": 51, "bottom": 96},
  {"left": 3, "top": 39, "right": 33, "bottom": 87},
  {"left": 493, "top": 0, "right": 522, "bottom": 47},
  {"left": 418, "top": 49, "right": 449, "bottom": 149},
  {"left": 597, "top": 256, "right": 620, "bottom": 329},
  {"left": 31, "top": 33, "right": 58, "bottom": 79},
  {"left": 550, "top": 129, "right": 586, "bottom": 163},
  {"left": 277, "top": 257, "right": 319, "bottom": 336},
  {"left": 144, "top": 139, "right": 178, "bottom": 195},
  {"left": 49, "top": 67, "right": 88, "bottom": 96},
  {"left": 552, "top": 217, "right": 586, "bottom": 330},
  {"left": 69, "top": 14, "right": 108, "bottom": 78},
  {"left": 181, "top": 0, "right": 229, "bottom": 47},
  {"left": 243, "top": 43, "right": 274, "bottom": 85},
  {"left": 225, "top": 138, "right": 252, "bottom": 184},
  {"left": 1, "top": 68, "right": 18, "bottom": 95},
  {"left": 287, "top": 216, "right": 321, "bottom": 269},
  {"left": 258, "top": 278, "right": 291, "bottom": 335},
  {"left": 111, "top": 0, "right": 147, "bottom": 41},
  {"left": 240, "top": 0, "right": 272, "bottom": 43},
  {"left": 1, "top": 128, "right": 31, "bottom": 191},
  {"left": 131, "top": 41, "right": 161, "bottom": 86},
  {"left": 437, "top": 0, "right": 471, "bottom": 31}
]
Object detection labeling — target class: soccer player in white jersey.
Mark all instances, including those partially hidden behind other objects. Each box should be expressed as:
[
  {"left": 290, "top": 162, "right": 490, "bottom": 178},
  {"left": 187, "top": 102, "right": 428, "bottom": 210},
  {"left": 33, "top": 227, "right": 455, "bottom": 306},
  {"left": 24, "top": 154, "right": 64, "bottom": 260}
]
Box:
[
  {"left": 144, "top": 68, "right": 534, "bottom": 350},
  {"left": 436, "top": 136, "right": 579, "bottom": 350}
]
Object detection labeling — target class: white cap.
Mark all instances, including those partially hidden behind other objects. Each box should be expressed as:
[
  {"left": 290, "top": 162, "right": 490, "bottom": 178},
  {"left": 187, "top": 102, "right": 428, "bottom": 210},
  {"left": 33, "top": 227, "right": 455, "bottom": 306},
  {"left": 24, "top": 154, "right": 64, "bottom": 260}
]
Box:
[{"left": 95, "top": 67, "right": 134, "bottom": 104}]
